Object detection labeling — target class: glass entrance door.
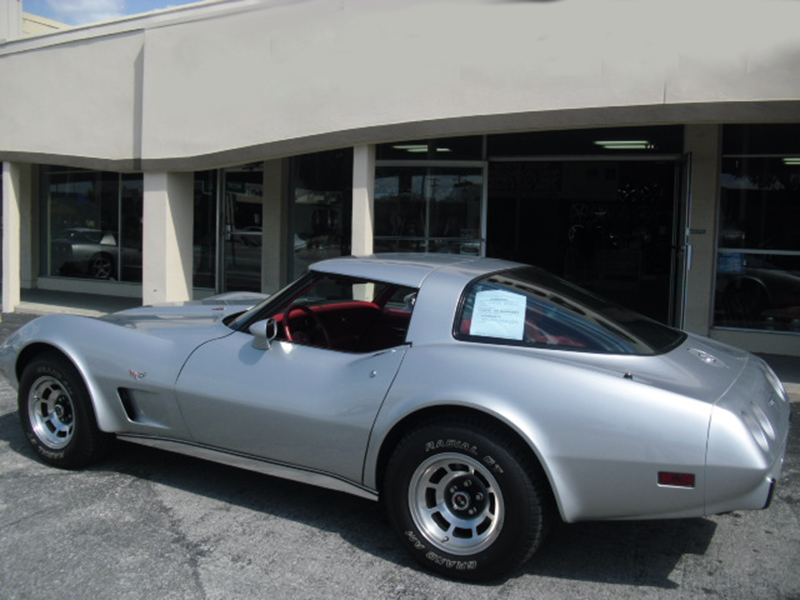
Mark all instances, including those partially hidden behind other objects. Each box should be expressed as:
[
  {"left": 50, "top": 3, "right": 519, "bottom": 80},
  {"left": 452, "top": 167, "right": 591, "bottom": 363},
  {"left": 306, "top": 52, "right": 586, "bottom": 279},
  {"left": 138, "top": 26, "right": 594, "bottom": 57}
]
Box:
[{"left": 487, "top": 160, "right": 681, "bottom": 324}]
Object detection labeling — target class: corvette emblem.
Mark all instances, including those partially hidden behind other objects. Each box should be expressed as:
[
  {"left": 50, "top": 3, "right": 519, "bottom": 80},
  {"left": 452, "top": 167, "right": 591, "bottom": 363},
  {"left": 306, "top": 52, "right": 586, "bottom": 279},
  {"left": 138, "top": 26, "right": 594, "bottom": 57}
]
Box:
[
  {"left": 129, "top": 370, "right": 147, "bottom": 380},
  {"left": 688, "top": 348, "right": 727, "bottom": 368}
]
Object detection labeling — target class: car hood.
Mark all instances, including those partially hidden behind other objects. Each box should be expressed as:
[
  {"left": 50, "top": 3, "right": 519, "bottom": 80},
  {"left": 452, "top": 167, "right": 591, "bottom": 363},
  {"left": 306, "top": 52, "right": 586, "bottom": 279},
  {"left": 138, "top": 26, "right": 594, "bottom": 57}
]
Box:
[
  {"left": 0, "top": 295, "right": 261, "bottom": 390},
  {"left": 100, "top": 292, "right": 266, "bottom": 334}
]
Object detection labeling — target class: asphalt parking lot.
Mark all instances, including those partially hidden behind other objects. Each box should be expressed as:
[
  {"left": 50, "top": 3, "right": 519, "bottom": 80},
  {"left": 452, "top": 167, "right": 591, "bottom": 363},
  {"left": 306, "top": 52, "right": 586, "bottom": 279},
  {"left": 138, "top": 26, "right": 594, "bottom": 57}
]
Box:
[{"left": 0, "top": 313, "right": 798, "bottom": 600}]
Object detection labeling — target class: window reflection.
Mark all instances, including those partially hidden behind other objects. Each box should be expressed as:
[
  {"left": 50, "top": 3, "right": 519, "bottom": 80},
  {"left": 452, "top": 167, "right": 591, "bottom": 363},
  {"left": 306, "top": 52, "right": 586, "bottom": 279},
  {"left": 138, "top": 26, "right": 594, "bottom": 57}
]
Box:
[
  {"left": 715, "top": 253, "right": 800, "bottom": 332},
  {"left": 456, "top": 267, "right": 685, "bottom": 355},
  {"left": 119, "top": 174, "right": 143, "bottom": 282},
  {"left": 719, "top": 158, "right": 800, "bottom": 252},
  {"left": 44, "top": 167, "right": 142, "bottom": 282},
  {"left": 222, "top": 163, "right": 263, "bottom": 292},
  {"left": 193, "top": 171, "right": 217, "bottom": 289},
  {"left": 714, "top": 151, "right": 800, "bottom": 333},
  {"left": 374, "top": 166, "right": 482, "bottom": 255},
  {"left": 290, "top": 149, "right": 353, "bottom": 278}
]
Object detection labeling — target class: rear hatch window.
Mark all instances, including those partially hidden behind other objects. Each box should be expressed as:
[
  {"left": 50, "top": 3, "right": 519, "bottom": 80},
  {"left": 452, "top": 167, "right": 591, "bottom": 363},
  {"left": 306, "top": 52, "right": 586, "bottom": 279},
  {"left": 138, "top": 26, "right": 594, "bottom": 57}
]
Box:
[{"left": 455, "top": 267, "right": 686, "bottom": 355}]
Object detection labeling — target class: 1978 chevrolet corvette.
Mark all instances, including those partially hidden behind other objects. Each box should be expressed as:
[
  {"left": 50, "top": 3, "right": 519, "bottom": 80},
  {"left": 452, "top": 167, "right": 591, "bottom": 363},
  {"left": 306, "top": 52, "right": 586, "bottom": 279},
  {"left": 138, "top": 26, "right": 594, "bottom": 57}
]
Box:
[{"left": 0, "top": 255, "right": 791, "bottom": 579}]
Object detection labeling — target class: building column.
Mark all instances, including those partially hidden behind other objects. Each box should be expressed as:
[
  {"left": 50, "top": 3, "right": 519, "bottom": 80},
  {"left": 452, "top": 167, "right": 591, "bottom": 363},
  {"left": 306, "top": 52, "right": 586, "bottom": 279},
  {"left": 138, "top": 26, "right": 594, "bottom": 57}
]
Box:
[
  {"left": 262, "top": 159, "right": 288, "bottom": 293},
  {"left": 352, "top": 144, "right": 376, "bottom": 257},
  {"left": 2, "top": 161, "right": 31, "bottom": 313},
  {"left": 683, "top": 125, "right": 721, "bottom": 336},
  {"left": 142, "top": 172, "right": 194, "bottom": 305}
]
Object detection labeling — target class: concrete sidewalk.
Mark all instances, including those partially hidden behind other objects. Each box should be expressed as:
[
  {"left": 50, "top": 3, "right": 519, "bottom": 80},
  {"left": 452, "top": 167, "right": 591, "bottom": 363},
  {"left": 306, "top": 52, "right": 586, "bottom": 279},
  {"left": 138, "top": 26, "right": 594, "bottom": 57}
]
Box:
[{"left": 17, "top": 288, "right": 141, "bottom": 316}]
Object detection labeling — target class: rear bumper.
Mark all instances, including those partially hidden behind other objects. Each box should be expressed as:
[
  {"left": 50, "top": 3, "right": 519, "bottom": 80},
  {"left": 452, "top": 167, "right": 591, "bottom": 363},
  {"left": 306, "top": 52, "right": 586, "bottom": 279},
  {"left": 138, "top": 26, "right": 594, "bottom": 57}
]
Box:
[
  {"left": 705, "top": 407, "right": 788, "bottom": 515},
  {"left": 764, "top": 477, "right": 777, "bottom": 510},
  {"left": 704, "top": 357, "right": 790, "bottom": 515}
]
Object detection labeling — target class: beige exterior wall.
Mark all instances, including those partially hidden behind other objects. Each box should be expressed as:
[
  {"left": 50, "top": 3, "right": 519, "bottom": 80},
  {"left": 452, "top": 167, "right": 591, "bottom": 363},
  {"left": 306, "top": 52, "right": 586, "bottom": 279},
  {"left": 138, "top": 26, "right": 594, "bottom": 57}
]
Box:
[
  {"left": 2, "top": 0, "right": 799, "bottom": 171},
  {"left": 0, "top": 30, "right": 144, "bottom": 167}
]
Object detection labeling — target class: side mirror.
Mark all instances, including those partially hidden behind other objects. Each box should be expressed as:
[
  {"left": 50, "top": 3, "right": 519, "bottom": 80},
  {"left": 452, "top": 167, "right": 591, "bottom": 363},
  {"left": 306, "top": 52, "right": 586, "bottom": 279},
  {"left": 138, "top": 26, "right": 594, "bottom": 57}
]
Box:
[{"left": 249, "top": 318, "right": 278, "bottom": 350}]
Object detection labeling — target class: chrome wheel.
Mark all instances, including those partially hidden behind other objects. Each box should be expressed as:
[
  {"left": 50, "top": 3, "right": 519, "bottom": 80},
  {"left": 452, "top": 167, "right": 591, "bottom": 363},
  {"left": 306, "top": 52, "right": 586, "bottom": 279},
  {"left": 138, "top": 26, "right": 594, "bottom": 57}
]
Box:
[
  {"left": 409, "top": 452, "right": 504, "bottom": 556},
  {"left": 28, "top": 375, "right": 75, "bottom": 450},
  {"left": 386, "top": 420, "right": 548, "bottom": 579}
]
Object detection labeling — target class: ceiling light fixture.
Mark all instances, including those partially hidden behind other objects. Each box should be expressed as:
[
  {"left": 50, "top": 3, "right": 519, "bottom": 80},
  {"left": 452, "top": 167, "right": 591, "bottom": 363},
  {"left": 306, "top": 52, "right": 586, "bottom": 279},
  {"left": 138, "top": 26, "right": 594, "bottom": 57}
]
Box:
[
  {"left": 392, "top": 144, "right": 428, "bottom": 152},
  {"left": 391, "top": 144, "right": 452, "bottom": 154},
  {"left": 594, "top": 140, "right": 654, "bottom": 150}
]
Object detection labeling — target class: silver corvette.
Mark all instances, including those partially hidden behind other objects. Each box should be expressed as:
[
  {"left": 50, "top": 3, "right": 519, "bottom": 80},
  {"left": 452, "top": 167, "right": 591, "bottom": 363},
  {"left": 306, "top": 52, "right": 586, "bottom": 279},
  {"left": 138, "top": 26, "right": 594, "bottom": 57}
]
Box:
[{"left": 0, "top": 255, "right": 791, "bottom": 580}]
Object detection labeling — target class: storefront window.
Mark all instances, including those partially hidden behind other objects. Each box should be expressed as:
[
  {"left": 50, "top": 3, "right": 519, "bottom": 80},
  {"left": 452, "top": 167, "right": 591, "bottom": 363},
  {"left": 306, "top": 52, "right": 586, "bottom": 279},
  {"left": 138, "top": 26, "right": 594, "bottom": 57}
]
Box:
[
  {"left": 42, "top": 166, "right": 142, "bottom": 283},
  {"left": 221, "top": 163, "right": 263, "bottom": 292},
  {"left": 118, "top": 174, "right": 143, "bottom": 282},
  {"left": 289, "top": 149, "right": 353, "bottom": 278},
  {"left": 715, "top": 126, "right": 800, "bottom": 333},
  {"left": 193, "top": 170, "right": 217, "bottom": 289},
  {"left": 374, "top": 166, "right": 483, "bottom": 255}
]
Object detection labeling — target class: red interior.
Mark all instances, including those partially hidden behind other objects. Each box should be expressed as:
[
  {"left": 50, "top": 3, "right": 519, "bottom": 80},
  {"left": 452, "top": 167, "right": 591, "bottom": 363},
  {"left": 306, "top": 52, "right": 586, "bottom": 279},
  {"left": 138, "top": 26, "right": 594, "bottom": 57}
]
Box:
[{"left": 277, "top": 301, "right": 411, "bottom": 352}]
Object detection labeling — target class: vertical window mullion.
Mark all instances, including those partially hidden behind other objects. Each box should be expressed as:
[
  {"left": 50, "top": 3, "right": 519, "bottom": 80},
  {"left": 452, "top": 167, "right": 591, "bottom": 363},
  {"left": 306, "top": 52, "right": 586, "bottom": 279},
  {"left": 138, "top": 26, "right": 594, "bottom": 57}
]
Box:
[{"left": 117, "top": 173, "right": 123, "bottom": 279}]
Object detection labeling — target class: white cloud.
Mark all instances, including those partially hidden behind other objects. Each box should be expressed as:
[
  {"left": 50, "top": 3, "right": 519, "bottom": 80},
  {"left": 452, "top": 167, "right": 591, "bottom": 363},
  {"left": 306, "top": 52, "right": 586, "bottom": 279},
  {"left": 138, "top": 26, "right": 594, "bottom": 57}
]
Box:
[{"left": 46, "top": 0, "right": 127, "bottom": 25}]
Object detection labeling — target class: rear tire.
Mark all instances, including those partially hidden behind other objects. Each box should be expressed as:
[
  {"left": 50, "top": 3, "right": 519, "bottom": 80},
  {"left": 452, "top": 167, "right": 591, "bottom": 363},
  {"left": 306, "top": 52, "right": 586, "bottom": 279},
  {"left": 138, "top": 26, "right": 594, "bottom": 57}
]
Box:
[
  {"left": 18, "top": 352, "right": 113, "bottom": 469},
  {"left": 384, "top": 418, "right": 549, "bottom": 581}
]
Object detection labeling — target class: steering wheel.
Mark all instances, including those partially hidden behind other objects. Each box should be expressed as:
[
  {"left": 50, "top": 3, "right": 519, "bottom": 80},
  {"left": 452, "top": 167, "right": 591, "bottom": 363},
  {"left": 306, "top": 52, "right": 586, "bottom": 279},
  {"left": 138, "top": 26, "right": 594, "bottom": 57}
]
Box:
[{"left": 282, "top": 303, "right": 331, "bottom": 348}]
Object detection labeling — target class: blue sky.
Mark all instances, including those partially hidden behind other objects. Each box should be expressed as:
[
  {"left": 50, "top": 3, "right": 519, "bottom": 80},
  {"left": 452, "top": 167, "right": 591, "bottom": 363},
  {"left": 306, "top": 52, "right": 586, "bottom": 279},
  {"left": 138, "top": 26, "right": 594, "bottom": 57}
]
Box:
[{"left": 24, "top": 0, "right": 201, "bottom": 25}]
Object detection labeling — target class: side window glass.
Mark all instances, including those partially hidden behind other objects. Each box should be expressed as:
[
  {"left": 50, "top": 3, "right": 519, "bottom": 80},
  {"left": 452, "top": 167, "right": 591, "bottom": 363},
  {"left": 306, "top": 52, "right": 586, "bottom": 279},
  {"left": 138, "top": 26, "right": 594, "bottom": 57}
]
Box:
[
  {"left": 384, "top": 286, "right": 417, "bottom": 313},
  {"left": 272, "top": 274, "right": 417, "bottom": 353}
]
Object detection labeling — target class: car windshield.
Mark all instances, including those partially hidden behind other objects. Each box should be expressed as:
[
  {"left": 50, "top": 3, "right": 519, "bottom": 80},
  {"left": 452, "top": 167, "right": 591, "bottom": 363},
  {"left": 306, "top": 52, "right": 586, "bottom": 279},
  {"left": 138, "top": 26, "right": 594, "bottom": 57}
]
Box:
[
  {"left": 61, "top": 229, "right": 104, "bottom": 243},
  {"left": 456, "top": 267, "right": 685, "bottom": 355},
  {"left": 227, "top": 273, "right": 316, "bottom": 331}
]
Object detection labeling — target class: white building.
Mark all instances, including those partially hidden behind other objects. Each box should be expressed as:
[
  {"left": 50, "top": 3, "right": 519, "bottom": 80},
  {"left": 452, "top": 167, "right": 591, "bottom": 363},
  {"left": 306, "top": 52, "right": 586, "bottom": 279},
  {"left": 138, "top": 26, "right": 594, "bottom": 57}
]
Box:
[{"left": 2, "top": 0, "right": 800, "bottom": 354}]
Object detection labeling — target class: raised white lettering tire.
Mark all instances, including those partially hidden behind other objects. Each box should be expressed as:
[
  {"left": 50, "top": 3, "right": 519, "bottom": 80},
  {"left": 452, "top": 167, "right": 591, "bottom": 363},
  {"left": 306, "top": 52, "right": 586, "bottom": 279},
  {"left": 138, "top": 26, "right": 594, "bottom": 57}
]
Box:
[
  {"left": 384, "top": 418, "right": 549, "bottom": 580},
  {"left": 19, "top": 352, "right": 113, "bottom": 468}
]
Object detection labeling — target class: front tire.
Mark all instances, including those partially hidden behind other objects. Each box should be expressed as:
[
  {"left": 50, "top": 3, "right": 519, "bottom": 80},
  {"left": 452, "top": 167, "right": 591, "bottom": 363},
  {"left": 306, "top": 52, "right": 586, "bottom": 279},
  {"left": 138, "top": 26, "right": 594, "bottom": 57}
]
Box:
[
  {"left": 18, "top": 353, "right": 112, "bottom": 469},
  {"left": 384, "top": 418, "right": 549, "bottom": 580}
]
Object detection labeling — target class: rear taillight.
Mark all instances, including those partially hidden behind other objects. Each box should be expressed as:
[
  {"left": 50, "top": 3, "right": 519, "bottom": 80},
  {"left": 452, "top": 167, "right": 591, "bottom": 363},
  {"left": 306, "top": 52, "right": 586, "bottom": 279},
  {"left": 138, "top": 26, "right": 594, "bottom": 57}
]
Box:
[{"left": 658, "top": 472, "right": 696, "bottom": 488}]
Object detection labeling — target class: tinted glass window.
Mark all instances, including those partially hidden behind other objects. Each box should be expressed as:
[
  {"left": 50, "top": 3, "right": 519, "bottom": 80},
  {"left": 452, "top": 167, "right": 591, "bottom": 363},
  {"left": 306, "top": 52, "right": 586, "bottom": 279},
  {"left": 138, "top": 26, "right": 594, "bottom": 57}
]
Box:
[
  {"left": 722, "top": 124, "right": 800, "bottom": 155},
  {"left": 374, "top": 166, "right": 483, "bottom": 255},
  {"left": 456, "top": 267, "right": 685, "bottom": 355},
  {"left": 229, "top": 271, "right": 418, "bottom": 353},
  {"left": 715, "top": 127, "right": 800, "bottom": 333},
  {"left": 41, "top": 166, "right": 143, "bottom": 283},
  {"left": 289, "top": 149, "right": 353, "bottom": 279}
]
